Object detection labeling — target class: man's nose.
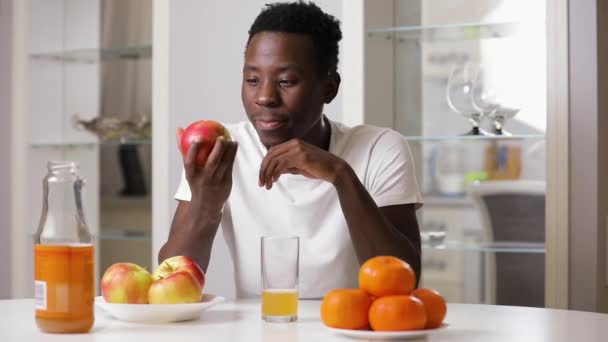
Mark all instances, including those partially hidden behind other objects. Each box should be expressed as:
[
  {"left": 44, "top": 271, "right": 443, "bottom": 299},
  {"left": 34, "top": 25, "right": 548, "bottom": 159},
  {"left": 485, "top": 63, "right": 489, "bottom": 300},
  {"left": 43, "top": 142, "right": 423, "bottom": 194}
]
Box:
[{"left": 255, "top": 82, "right": 279, "bottom": 107}]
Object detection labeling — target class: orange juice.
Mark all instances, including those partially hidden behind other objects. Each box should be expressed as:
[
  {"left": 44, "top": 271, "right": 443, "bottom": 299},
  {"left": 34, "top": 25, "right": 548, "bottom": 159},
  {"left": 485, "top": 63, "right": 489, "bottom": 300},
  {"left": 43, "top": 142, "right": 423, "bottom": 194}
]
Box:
[
  {"left": 34, "top": 244, "right": 94, "bottom": 333},
  {"left": 262, "top": 289, "right": 298, "bottom": 317}
]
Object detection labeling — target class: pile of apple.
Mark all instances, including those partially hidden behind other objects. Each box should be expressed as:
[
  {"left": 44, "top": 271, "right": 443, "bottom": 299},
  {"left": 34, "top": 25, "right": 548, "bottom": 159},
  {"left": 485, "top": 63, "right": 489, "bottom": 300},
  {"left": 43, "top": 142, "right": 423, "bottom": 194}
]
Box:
[{"left": 101, "top": 256, "right": 205, "bottom": 304}]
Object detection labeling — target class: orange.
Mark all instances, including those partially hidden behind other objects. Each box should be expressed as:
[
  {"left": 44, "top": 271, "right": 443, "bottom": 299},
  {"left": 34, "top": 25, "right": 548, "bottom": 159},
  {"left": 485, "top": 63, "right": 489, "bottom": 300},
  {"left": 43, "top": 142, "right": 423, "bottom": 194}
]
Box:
[
  {"left": 412, "top": 288, "right": 447, "bottom": 329},
  {"left": 359, "top": 256, "right": 416, "bottom": 297},
  {"left": 320, "top": 288, "right": 372, "bottom": 330},
  {"left": 368, "top": 295, "right": 427, "bottom": 331}
]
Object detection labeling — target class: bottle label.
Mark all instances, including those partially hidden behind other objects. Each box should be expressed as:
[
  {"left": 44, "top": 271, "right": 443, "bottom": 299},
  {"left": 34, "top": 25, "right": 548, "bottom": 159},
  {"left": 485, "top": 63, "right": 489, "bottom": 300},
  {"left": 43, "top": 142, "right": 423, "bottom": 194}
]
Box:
[
  {"left": 34, "top": 280, "right": 47, "bottom": 310},
  {"left": 34, "top": 244, "right": 94, "bottom": 319}
]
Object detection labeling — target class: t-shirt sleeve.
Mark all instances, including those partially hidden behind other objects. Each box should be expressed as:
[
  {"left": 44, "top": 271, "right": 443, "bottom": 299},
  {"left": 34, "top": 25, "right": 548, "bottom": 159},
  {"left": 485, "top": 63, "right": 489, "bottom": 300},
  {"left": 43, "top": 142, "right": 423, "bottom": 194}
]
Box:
[
  {"left": 365, "top": 130, "right": 423, "bottom": 209},
  {"left": 174, "top": 168, "right": 192, "bottom": 201}
]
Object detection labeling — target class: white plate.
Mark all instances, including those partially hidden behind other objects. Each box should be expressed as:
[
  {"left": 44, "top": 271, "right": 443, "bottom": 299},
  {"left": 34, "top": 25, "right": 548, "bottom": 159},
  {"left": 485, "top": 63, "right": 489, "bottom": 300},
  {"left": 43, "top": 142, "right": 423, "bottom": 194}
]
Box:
[
  {"left": 95, "top": 293, "right": 224, "bottom": 323},
  {"left": 324, "top": 323, "right": 448, "bottom": 341}
]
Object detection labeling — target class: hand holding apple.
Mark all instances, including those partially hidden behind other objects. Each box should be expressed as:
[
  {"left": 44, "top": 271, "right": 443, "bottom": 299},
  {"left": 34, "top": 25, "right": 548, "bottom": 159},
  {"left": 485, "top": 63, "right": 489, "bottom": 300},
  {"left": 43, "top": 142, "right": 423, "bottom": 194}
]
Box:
[
  {"left": 179, "top": 120, "right": 232, "bottom": 168},
  {"left": 178, "top": 120, "right": 238, "bottom": 217}
]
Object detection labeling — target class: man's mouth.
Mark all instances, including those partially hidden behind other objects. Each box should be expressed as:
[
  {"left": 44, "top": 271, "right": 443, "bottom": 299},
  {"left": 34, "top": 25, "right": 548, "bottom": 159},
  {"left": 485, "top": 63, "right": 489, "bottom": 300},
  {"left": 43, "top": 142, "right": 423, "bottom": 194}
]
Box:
[{"left": 255, "top": 118, "right": 287, "bottom": 131}]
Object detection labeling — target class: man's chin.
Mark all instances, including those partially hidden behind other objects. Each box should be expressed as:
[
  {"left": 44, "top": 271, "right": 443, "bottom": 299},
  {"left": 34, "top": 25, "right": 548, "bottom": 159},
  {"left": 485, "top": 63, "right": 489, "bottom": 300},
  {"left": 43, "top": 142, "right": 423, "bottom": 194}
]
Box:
[{"left": 258, "top": 134, "right": 290, "bottom": 150}]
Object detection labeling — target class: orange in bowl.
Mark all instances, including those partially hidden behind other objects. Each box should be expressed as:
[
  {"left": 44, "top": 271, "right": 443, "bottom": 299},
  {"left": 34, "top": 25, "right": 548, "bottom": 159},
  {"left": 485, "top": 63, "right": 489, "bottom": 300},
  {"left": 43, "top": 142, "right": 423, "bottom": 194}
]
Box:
[
  {"left": 320, "top": 288, "right": 372, "bottom": 330},
  {"left": 359, "top": 256, "right": 416, "bottom": 297},
  {"left": 368, "top": 295, "right": 427, "bottom": 332},
  {"left": 412, "top": 288, "right": 447, "bottom": 329}
]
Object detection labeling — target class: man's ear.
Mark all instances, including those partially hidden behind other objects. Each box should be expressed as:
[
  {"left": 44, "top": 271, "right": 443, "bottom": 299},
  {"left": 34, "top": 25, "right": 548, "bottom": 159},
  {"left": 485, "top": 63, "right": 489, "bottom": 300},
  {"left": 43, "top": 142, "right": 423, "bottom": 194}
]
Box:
[{"left": 322, "top": 72, "right": 341, "bottom": 104}]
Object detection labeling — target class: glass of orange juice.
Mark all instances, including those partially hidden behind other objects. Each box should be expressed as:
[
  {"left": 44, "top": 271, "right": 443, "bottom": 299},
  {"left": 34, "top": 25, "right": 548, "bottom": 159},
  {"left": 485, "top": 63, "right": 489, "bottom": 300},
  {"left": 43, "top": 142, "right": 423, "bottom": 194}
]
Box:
[{"left": 261, "top": 236, "right": 299, "bottom": 322}]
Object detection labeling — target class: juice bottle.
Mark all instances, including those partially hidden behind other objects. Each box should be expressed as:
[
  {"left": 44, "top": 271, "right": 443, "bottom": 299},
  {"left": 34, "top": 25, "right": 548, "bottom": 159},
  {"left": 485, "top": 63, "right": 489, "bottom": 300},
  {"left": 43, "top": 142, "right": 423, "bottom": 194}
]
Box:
[{"left": 34, "top": 161, "right": 94, "bottom": 333}]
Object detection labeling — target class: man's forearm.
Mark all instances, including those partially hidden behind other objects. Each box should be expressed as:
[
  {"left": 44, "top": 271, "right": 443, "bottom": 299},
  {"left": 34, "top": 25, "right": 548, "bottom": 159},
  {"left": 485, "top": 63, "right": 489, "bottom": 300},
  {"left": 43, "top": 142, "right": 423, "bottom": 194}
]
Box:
[
  {"left": 158, "top": 204, "right": 221, "bottom": 272},
  {"left": 332, "top": 164, "right": 421, "bottom": 279}
]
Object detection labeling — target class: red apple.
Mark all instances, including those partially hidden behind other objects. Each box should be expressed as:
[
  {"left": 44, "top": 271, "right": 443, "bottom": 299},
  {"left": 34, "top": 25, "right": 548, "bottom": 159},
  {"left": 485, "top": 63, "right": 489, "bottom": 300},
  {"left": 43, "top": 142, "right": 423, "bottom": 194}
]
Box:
[
  {"left": 148, "top": 271, "right": 202, "bottom": 304},
  {"left": 179, "top": 120, "right": 231, "bottom": 167},
  {"left": 101, "top": 263, "right": 154, "bottom": 304},
  {"left": 152, "top": 256, "right": 206, "bottom": 290}
]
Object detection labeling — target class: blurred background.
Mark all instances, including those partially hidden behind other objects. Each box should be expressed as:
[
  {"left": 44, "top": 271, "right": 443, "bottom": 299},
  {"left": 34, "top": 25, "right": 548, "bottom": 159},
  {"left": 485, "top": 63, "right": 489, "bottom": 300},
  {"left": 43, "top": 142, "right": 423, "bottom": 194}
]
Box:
[{"left": 1, "top": 0, "right": 606, "bottom": 312}]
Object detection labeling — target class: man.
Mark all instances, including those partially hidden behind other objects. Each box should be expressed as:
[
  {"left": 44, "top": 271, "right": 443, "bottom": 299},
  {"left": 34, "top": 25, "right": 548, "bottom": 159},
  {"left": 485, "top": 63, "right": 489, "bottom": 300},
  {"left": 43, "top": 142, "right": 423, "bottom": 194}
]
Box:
[{"left": 159, "top": 2, "right": 422, "bottom": 299}]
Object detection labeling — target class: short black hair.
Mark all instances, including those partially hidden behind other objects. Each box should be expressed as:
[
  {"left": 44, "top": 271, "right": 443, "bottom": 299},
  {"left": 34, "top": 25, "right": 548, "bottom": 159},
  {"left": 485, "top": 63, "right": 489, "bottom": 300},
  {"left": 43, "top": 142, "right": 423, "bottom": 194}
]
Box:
[{"left": 247, "top": 1, "right": 342, "bottom": 76}]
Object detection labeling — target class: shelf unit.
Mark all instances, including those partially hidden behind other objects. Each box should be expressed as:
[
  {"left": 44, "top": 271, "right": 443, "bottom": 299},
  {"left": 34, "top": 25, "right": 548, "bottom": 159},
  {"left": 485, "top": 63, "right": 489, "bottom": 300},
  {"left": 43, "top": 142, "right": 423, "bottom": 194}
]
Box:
[
  {"left": 30, "top": 45, "right": 151, "bottom": 63},
  {"left": 339, "top": 0, "right": 550, "bottom": 305},
  {"left": 7, "top": 0, "right": 154, "bottom": 297},
  {"left": 423, "top": 240, "right": 546, "bottom": 254},
  {"left": 366, "top": 21, "right": 519, "bottom": 41},
  {"left": 403, "top": 133, "right": 544, "bottom": 142},
  {"left": 30, "top": 139, "right": 151, "bottom": 149}
]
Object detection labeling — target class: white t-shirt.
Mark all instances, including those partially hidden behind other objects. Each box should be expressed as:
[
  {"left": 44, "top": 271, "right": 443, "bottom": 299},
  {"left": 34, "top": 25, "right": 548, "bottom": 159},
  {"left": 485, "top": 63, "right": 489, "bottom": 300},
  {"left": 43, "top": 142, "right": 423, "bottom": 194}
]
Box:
[{"left": 174, "top": 119, "right": 423, "bottom": 299}]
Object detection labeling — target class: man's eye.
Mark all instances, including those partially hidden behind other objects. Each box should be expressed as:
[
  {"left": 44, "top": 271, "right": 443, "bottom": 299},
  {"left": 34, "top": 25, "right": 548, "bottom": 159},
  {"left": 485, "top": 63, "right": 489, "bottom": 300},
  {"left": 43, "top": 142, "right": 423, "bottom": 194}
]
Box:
[
  {"left": 279, "top": 80, "right": 295, "bottom": 86},
  {"left": 246, "top": 78, "right": 258, "bottom": 85}
]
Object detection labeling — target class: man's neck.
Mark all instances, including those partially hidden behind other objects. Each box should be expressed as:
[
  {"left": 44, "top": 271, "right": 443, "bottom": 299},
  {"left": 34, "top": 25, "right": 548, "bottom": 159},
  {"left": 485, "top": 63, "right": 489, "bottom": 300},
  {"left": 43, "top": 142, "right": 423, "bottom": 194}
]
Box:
[{"left": 301, "top": 115, "right": 331, "bottom": 151}]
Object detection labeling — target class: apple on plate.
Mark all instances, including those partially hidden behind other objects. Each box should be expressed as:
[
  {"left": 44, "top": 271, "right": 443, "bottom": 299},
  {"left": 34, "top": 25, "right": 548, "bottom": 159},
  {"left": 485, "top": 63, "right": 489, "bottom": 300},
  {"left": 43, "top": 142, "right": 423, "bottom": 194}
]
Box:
[
  {"left": 179, "top": 120, "right": 231, "bottom": 168},
  {"left": 152, "top": 255, "right": 205, "bottom": 289},
  {"left": 148, "top": 256, "right": 205, "bottom": 304},
  {"left": 101, "top": 263, "right": 154, "bottom": 304}
]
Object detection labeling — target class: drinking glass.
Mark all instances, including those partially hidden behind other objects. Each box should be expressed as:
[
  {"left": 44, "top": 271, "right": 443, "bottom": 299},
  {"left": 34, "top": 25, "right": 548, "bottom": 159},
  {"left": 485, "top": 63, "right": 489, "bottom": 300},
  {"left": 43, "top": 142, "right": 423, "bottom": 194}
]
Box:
[
  {"left": 446, "top": 63, "right": 490, "bottom": 136},
  {"left": 261, "top": 236, "right": 299, "bottom": 322},
  {"left": 471, "top": 65, "right": 520, "bottom": 135}
]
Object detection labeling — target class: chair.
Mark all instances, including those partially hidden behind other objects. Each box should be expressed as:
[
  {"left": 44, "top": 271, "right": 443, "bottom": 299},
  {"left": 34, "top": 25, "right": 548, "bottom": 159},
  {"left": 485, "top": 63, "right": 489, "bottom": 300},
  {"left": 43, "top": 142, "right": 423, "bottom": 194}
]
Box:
[{"left": 467, "top": 180, "right": 545, "bottom": 307}]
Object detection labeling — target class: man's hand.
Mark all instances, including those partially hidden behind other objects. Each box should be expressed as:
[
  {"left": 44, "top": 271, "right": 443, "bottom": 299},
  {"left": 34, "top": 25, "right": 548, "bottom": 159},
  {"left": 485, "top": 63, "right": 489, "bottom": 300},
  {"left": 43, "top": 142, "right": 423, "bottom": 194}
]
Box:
[
  {"left": 179, "top": 128, "right": 239, "bottom": 215},
  {"left": 158, "top": 130, "right": 237, "bottom": 271},
  {"left": 258, "top": 138, "right": 347, "bottom": 189}
]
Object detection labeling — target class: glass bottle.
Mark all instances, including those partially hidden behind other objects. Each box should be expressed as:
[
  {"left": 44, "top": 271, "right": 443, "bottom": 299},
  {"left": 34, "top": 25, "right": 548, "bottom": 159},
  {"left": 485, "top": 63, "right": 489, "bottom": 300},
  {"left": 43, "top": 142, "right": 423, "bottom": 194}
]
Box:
[{"left": 33, "top": 161, "right": 94, "bottom": 333}]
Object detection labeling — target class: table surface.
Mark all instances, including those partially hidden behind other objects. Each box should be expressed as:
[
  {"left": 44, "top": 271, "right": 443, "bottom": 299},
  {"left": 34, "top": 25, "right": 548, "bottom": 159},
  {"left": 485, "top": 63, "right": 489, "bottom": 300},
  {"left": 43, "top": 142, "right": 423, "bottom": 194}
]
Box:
[{"left": 1, "top": 299, "right": 608, "bottom": 341}]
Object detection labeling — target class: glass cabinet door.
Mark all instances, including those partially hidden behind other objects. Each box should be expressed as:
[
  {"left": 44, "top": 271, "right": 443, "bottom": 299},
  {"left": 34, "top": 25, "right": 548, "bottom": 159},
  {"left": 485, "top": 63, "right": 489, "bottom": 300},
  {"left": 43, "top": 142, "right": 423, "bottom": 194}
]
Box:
[
  {"left": 14, "top": 0, "right": 153, "bottom": 295},
  {"left": 360, "top": 0, "right": 547, "bottom": 306}
]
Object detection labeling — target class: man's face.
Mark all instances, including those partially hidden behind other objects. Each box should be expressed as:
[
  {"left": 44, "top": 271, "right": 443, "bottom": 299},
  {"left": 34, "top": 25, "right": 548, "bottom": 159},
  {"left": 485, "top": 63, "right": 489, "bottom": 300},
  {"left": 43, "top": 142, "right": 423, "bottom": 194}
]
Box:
[{"left": 242, "top": 32, "right": 331, "bottom": 148}]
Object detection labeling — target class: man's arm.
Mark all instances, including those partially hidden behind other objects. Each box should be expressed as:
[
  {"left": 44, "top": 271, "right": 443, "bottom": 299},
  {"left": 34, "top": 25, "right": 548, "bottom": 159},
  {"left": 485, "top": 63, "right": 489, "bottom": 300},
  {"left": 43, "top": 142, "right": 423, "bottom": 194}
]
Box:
[
  {"left": 158, "top": 200, "right": 221, "bottom": 272},
  {"left": 258, "top": 138, "right": 421, "bottom": 280},
  {"left": 333, "top": 165, "right": 421, "bottom": 280},
  {"left": 159, "top": 134, "right": 238, "bottom": 272}
]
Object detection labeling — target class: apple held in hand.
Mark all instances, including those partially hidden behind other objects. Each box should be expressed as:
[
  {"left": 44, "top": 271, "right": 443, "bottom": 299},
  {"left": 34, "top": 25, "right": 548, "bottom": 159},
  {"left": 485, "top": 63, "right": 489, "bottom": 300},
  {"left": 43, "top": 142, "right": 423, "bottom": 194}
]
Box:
[
  {"left": 180, "top": 120, "right": 231, "bottom": 168},
  {"left": 101, "top": 263, "right": 154, "bottom": 304}
]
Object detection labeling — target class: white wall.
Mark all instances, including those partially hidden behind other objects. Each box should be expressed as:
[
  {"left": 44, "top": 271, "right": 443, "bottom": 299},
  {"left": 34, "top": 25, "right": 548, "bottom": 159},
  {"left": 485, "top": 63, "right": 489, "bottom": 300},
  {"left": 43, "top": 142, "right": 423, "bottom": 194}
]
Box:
[
  {"left": 0, "top": 0, "right": 13, "bottom": 299},
  {"left": 168, "top": 0, "right": 342, "bottom": 299}
]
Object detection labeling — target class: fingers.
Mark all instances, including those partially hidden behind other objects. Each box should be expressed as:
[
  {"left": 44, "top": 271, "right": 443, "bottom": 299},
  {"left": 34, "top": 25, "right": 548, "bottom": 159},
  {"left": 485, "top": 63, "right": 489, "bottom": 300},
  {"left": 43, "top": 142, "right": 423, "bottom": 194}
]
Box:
[
  {"left": 184, "top": 139, "right": 201, "bottom": 179},
  {"left": 261, "top": 151, "right": 297, "bottom": 189},
  {"left": 264, "top": 155, "right": 286, "bottom": 189},
  {"left": 215, "top": 141, "right": 239, "bottom": 180},
  {"left": 202, "top": 137, "right": 227, "bottom": 177},
  {"left": 258, "top": 140, "right": 293, "bottom": 186},
  {"left": 184, "top": 136, "right": 239, "bottom": 184},
  {"left": 176, "top": 127, "right": 184, "bottom": 149},
  {"left": 259, "top": 147, "right": 291, "bottom": 187},
  {"left": 225, "top": 143, "right": 239, "bottom": 178}
]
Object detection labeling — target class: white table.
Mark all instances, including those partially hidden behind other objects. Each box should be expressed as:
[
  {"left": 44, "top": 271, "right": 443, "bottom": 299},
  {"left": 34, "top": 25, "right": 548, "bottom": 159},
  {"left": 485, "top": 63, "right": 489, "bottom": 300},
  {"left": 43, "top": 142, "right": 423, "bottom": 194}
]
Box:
[{"left": 1, "top": 299, "right": 607, "bottom": 341}]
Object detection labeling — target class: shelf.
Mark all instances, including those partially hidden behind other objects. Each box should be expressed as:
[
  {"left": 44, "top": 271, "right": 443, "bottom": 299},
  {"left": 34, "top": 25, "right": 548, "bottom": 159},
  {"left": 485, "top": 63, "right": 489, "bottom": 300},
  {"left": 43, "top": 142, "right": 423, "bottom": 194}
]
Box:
[
  {"left": 422, "top": 194, "right": 475, "bottom": 207},
  {"left": 403, "top": 133, "right": 544, "bottom": 142},
  {"left": 422, "top": 240, "right": 545, "bottom": 254},
  {"left": 29, "top": 139, "right": 151, "bottom": 149},
  {"left": 366, "top": 21, "right": 518, "bottom": 42},
  {"left": 30, "top": 45, "right": 151, "bottom": 63},
  {"left": 99, "top": 229, "right": 150, "bottom": 242}
]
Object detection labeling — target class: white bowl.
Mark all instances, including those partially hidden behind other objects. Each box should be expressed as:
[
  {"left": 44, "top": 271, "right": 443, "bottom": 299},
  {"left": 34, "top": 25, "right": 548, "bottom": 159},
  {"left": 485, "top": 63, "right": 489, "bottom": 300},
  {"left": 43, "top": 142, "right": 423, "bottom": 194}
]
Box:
[
  {"left": 95, "top": 293, "right": 224, "bottom": 323},
  {"left": 323, "top": 323, "right": 448, "bottom": 341}
]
